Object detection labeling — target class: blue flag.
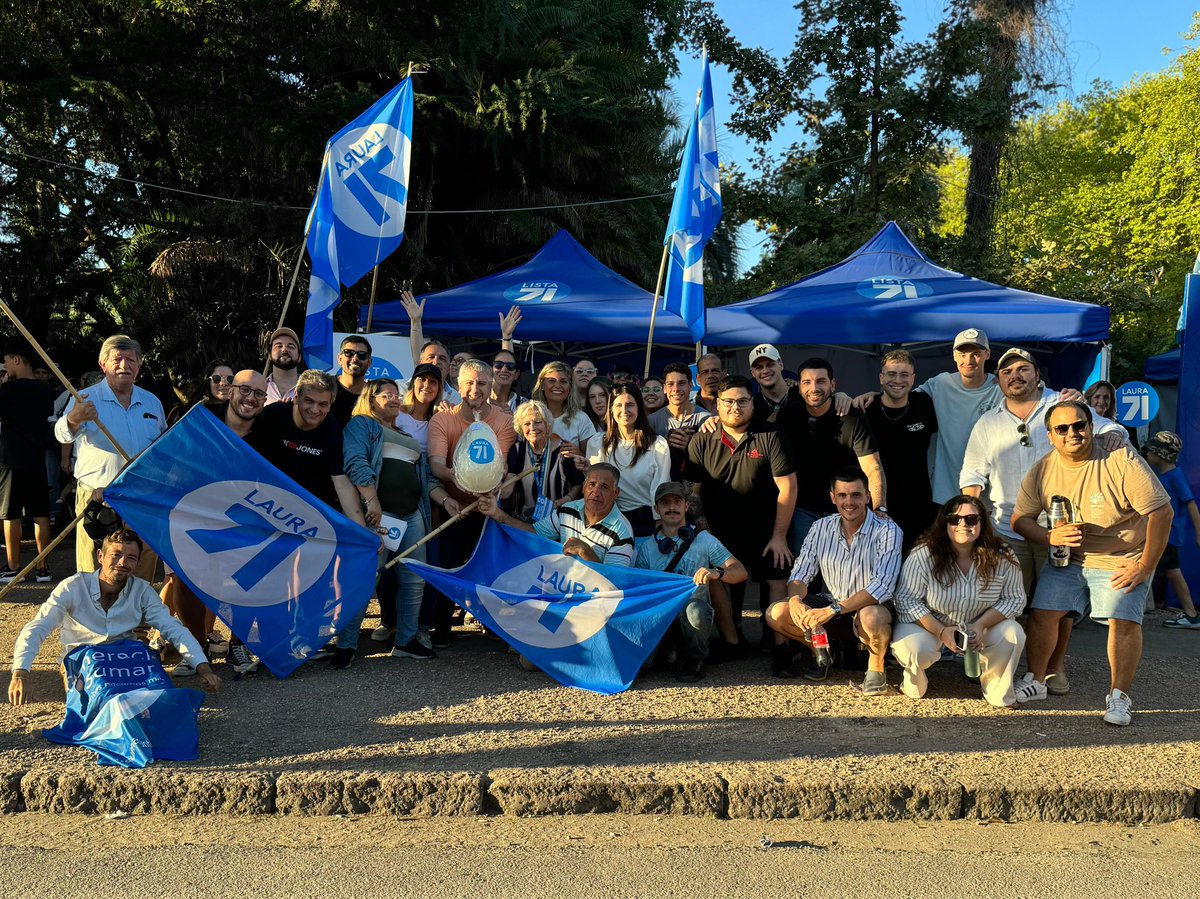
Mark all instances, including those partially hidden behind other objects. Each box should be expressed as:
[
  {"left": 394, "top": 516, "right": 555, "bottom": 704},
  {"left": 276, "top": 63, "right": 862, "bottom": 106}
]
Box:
[
  {"left": 662, "top": 54, "right": 722, "bottom": 345},
  {"left": 403, "top": 521, "right": 697, "bottom": 695},
  {"left": 303, "top": 78, "right": 414, "bottom": 372},
  {"left": 43, "top": 641, "right": 205, "bottom": 768},
  {"left": 105, "top": 406, "right": 380, "bottom": 678}
]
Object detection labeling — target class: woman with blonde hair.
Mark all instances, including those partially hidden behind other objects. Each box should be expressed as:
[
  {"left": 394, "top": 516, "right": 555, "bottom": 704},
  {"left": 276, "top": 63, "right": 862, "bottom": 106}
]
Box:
[
  {"left": 499, "top": 400, "right": 583, "bottom": 522},
  {"left": 335, "top": 379, "right": 432, "bottom": 668},
  {"left": 532, "top": 360, "right": 595, "bottom": 451}
]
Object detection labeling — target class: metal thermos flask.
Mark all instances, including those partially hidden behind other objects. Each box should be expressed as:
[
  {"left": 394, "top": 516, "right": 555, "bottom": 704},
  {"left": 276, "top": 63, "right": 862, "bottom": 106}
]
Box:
[{"left": 1048, "top": 495, "right": 1074, "bottom": 568}]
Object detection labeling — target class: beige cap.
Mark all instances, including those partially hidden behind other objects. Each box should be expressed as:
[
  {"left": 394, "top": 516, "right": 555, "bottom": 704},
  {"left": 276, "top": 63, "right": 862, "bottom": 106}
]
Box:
[
  {"left": 953, "top": 328, "right": 989, "bottom": 351},
  {"left": 269, "top": 326, "right": 301, "bottom": 346}
]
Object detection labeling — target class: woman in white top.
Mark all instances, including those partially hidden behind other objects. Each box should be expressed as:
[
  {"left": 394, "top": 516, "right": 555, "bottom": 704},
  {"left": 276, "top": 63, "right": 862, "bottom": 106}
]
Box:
[
  {"left": 532, "top": 360, "right": 596, "bottom": 452},
  {"left": 395, "top": 363, "right": 443, "bottom": 455},
  {"left": 585, "top": 384, "right": 670, "bottom": 537},
  {"left": 891, "top": 494, "right": 1026, "bottom": 708}
]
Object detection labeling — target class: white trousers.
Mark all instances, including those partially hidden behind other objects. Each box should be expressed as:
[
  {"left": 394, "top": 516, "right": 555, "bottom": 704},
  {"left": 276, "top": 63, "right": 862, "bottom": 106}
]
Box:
[{"left": 890, "top": 618, "right": 1026, "bottom": 707}]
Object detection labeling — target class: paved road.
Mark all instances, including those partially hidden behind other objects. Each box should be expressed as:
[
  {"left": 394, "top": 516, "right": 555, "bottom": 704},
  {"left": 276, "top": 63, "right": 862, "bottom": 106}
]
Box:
[{"left": 0, "top": 814, "right": 1195, "bottom": 898}]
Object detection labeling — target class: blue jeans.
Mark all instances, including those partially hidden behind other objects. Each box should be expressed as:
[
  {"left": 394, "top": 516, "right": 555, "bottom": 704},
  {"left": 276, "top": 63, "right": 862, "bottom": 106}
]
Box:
[
  {"left": 789, "top": 507, "right": 823, "bottom": 553},
  {"left": 679, "top": 591, "right": 714, "bottom": 661},
  {"left": 1031, "top": 561, "right": 1149, "bottom": 624},
  {"left": 337, "top": 508, "right": 427, "bottom": 650}
]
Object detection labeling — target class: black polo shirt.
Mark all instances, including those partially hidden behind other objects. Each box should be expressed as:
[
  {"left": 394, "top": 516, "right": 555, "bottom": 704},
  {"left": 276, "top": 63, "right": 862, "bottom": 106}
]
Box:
[
  {"left": 684, "top": 423, "right": 794, "bottom": 550},
  {"left": 776, "top": 403, "right": 876, "bottom": 515},
  {"left": 752, "top": 384, "right": 802, "bottom": 425}
]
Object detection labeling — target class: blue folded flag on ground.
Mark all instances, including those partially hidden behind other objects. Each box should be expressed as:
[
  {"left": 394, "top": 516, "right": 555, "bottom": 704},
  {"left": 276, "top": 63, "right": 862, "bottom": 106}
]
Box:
[
  {"left": 105, "top": 406, "right": 380, "bottom": 678},
  {"left": 303, "top": 77, "right": 414, "bottom": 372},
  {"left": 43, "top": 640, "right": 204, "bottom": 768},
  {"left": 402, "top": 521, "right": 696, "bottom": 695}
]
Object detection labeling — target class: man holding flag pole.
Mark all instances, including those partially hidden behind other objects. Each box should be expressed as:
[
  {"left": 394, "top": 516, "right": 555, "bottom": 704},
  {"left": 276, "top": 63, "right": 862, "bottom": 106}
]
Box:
[{"left": 644, "top": 52, "right": 723, "bottom": 377}]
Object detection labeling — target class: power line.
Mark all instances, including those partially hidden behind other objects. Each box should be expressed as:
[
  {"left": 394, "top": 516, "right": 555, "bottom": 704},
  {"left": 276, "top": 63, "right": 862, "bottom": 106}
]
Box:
[{"left": 0, "top": 148, "right": 673, "bottom": 215}]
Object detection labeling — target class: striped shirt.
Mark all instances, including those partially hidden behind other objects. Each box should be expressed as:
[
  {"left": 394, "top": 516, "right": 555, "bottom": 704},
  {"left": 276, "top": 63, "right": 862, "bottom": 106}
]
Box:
[
  {"left": 533, "top": 499, "right": 634, "bottom": 567},
  {"left": 788, "top": 510, "right": 902, "bottom": 604},
  {"left": 894, "top": 544, "right": 1025, "bottom": 625}
]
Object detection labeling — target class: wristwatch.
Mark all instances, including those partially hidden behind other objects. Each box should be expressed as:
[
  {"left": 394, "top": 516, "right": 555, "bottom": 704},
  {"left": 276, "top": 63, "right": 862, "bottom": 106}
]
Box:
[
  {"left": 876, "top": 506, "right": 888, "bottom": 514},
  {"left": 711, "top": 566, "right": 725, "bottom": 581},
  {"left": 828, "top": 598, "right": 843, "bottom": 616}
]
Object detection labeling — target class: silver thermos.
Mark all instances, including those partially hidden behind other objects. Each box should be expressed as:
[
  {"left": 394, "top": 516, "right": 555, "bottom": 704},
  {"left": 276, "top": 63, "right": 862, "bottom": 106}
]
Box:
[{"left": 1048, "top": 495, "right": 1075, "bottom": 568}]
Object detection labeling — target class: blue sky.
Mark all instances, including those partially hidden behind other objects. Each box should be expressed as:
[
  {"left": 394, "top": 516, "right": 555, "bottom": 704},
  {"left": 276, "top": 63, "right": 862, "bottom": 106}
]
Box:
[{"left": 670, "top": 1, "right": 1198, "bottom": 271}]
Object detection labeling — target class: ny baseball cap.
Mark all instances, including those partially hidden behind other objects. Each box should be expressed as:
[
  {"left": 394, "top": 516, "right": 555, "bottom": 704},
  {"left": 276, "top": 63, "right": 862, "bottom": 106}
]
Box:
[
  {"left": 995, "top": 347, "right": 1037, "bottom": 370},
  {"left": 953, "top": 328, "right": 989, "bottom": 351},
  {"left": 654, "top": 481, "right": 689, "bottom": 503},
  {"left": 749, "top": 344, "right": 782, "bottom": 365},
  {"left": 1143, "top": 431, "right": 1182, "bottom": 462}
]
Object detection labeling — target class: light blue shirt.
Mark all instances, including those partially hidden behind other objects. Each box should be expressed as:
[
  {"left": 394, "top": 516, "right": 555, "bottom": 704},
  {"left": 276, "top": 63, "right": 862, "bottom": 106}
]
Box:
[{"left": 54, "top": 380, "right": 165, "bottom": 489}]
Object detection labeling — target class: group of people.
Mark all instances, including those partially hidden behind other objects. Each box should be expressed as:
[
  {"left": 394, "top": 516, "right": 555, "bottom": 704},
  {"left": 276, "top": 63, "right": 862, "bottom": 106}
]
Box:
[{"left": 5, "top": 314, "right": 1197, "bottom": 730}]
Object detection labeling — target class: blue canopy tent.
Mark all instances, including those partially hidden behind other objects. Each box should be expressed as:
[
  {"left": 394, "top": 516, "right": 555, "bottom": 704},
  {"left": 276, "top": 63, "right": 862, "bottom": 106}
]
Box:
[
  {"left": 1145, "top": 347, "right": 1180, "bottom": 383},
  {"left": 705, "top": 222, "right": 1110, "bottom": 389},
  {"left": 361, "top": 230, "right": 694, "bottom": 350}
]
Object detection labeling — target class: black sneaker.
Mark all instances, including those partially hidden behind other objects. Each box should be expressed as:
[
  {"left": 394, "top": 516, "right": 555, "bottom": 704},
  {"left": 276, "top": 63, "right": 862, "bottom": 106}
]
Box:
[
  {"left": 227, "top": 641, "right": 260, "bottom": 674},
  {"left": 391, "top": 638, "right": 435, "bottom": 660},
  {"left": 802, "top": 651, "right": 830, "bottom": 682},
  {"left": 676, "top": 659, "right": 706, "bottom": 683},
  {"left": 771, "top": 642, "right": 797, "bottom": 679},
  {"left": 0, "top": 567, "right": 20, "bottom": 584},
  {"left": 309, "top": 641, "right": 336, "bottom": 661},
  {"left": 430, "top": 630, "right": 452, "bottom": 649},
  {"left": 34, "top": 568, "right": 52, "bottom": 584},
  {"left": 330, "top": 647, "right": 355, "bottom": 669}
]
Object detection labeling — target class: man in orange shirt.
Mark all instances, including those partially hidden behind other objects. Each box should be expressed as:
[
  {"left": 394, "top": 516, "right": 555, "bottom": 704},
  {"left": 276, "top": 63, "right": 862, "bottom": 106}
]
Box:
[{"left": 426, "top": 360, "right": 516, "bottom": 646}]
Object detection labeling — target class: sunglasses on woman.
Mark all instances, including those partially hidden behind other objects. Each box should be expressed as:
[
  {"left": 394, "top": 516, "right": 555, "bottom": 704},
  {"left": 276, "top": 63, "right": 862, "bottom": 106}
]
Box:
[
  {"left": 946, "top": 514, "right": 981, "bottom": 527},
  {"left": 493, "top": 361, "right": 518, "bottom": 371},
  {"left": 210, "top": 374, "right": 234, "bottom": 385}
]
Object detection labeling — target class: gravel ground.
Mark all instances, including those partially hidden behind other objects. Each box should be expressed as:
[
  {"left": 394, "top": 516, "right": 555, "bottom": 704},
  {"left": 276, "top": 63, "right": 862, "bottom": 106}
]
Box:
[{"left": 1, "top": 543, "right": 1199, "bottom": 802}]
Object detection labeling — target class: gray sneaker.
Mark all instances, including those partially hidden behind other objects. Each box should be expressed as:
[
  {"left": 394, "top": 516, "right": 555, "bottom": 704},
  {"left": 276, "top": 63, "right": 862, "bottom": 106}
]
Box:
[
  {"left": 1163, "top": 613, "right": 1200, "bottom": 630},
  {"left": 860, "top": 670, "right": 888, "bottom": 696}
]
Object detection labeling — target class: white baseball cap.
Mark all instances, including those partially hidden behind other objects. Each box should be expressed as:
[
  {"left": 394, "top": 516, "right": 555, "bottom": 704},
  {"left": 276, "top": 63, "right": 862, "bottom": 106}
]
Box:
[
  {"left": 953, "top": 328, "right": 989, "bottom": 351},
  {"left": 749, "top": 344, "right": 782, "bottom": 365}
]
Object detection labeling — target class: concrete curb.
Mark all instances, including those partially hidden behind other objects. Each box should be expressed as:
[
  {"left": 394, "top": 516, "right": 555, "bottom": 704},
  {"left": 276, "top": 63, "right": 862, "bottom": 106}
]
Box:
[{"left": 1, "top": 767, "right": 1195, "bottom": 824}]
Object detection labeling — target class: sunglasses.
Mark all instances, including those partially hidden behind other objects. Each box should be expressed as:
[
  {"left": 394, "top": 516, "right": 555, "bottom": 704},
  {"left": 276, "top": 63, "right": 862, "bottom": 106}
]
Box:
[
  {"left": 946, "top": 513, "right": 981, "bottom": 527},
  {"left": 234, "top": 384, "right": 267, "bottom": 401},
  {"left": 1052, "top": 421, "right": 1089, "bottom": 436},
  {"left": 341, "top": 349, "right": 371, "bottom": 361},
  {"left": 493, "top": 361, "right": 518, "bottom": 371},
  {"left": 1016, "top": 422, "right": 1030, "bottom": 447},
  {"left": 210, "top": 374, "right": 234, "bottom": 385}
]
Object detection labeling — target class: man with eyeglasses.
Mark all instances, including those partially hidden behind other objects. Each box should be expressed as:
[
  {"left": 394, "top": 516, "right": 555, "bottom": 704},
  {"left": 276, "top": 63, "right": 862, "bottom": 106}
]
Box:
[
  {"left": 684, "top": 376, "right": 796, "bottom": 647},
  {"left": 1010, "top": 400, "right": 1172, "bottom": 726},
  {"left": 264, "top": 326, "right": 303, "bottom": 406},
  {"left": 331, "top": 335, "right": 373, "bottom": 428},
  {"left": 221, "top": 370, "right": 268, "bottom": 439}
]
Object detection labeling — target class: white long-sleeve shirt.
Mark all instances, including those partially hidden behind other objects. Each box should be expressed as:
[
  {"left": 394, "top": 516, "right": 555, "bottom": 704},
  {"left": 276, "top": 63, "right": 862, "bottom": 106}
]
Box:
[
  {"left": 586, "top": 433, "right": 671, "bottom": 517},
  {"left": 959, "top": 389, "right": 1126, "bottom": 540},
  {"left": 12, "top": 572, "right": 207, "bottom": 672}
]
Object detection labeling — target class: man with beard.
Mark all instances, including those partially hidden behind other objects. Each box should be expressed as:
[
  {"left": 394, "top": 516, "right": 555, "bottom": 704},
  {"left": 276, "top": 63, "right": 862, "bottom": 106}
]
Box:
[
  {"left": 960, "top": 348, "right": 1127, "bottom": 695},
  {"left": 748, "top": 344, "right": 801, "bottom": 425},
  {"left": 330, "top": 335, "right": 373, "bottom": 427},
  {"left": 264, "top": 327, "right": 303, "bottom": 405},
  {"left": 776, "top": 357, "right": 885, "bottom": 552}
]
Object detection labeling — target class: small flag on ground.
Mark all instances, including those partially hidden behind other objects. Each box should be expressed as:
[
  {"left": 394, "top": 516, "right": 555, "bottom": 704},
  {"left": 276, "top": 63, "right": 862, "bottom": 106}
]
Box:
[
  {"left": 403, "top": 521, "right": 696, "bottom": 695},
  {"left": 105, "top": 406, "right": 380, "bottom": 678}
]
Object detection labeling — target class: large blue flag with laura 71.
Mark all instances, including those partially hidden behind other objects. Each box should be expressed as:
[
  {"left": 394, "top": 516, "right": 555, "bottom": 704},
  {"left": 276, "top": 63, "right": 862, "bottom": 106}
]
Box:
[
  {"left": 303, "top": 77, "right": 414, "bottom": 372},
  {"left": 402, "top": 521, "right": 697, "bottom": 695},
  {"left": 104, "top": 406, "right": 380, "bottom": 678},
  {"left": 662, "top": 54, "right": 722, "bottom": 345}
]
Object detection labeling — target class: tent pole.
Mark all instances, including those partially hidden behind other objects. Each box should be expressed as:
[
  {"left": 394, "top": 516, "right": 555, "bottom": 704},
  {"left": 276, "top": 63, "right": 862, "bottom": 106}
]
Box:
[{"left": 643, "top": 245, "right": 670, "bottom": 380}]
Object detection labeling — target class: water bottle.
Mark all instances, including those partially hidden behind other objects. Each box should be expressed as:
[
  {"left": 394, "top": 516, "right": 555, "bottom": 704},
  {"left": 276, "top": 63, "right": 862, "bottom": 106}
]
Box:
[
  {"left": 960, "top": 625, "right": 981, "bottom": 679},
  {"left": 809, "top": 625, "right": 832, "bottom": 668},
  {"left": 1047, "top": 495, "right": 1075, "bottom": 568}
]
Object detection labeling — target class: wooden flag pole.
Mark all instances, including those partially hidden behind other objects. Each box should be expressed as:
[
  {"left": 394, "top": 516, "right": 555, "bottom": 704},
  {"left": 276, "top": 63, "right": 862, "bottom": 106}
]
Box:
[
  {"left": 385, "top": 466, "right": 538, "bottom": 568},
  {"left": 0, "top": 510, "right": 83, "bottom": 601},
  {"left": 642, "top": 244, "right": 671, "bottom": 381},
  {"left": 363, "top": 265, "right": 382, "bottom": 334},
  {"left": 0, "top": 298, "right": 131, "bottom": 463}
]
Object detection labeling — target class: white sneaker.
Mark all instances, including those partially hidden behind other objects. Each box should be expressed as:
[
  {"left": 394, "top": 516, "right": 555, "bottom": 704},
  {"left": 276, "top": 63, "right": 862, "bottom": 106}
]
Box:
[
  {"left": 172, "top": 660, "right": 198, "bottom": 677},
  {"left": 1104, "top": 689, "right": 1133, "bottom": 726},
  {"left": 371, "top": 625, "right": 396, "bottom": 642},
  {"left": 1014, "top": 672, "right": 1048, "bottom": 703},
  {"left": 899, "top": 666, "right": 927, "bottom": 700}
]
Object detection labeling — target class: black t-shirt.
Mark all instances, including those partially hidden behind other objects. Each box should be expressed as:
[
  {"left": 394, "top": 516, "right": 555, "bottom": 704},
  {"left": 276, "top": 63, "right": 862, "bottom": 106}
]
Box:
[
  {"left": 776, "top": 403, "right": 876, "bottom": 515},
  {"left": 247, "top": 402, "right": 344, "bottom": 507},
  {"left": 330, "top": 382, "right": 362, "bottom": 429},
  {"left": 863, "top": 392, "right": 938, "bottom": 517},
  {"left": 0, "top": 378, "right": 54, "bottom": 469},
  {"left": 752, "top": 384, "right": 803, "bottom": 426},
  {"left": 684, "top": 424, "right": 794, "bottom": 548}
]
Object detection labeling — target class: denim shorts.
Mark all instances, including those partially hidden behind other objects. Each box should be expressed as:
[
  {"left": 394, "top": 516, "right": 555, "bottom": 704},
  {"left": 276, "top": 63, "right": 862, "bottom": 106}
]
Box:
[{"left": 1031, "top": 562, "right": 1148, "bottom": 624}]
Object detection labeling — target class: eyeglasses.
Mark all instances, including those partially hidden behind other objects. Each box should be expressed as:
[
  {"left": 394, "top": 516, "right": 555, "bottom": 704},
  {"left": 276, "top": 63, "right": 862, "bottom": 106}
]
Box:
[
  {"left": 341, "top": 349, "right": 370, "bottom": 361},
  {"left": 946, "top": 514, "right": 981, "bottom": 527},
  {"left": 493, "top": 361, "right": 518, "bottom": 371},
  {"left": 234, "top": 384, "right": 267, "bottom": 401},
  {"left": 575, "top": 367, "right": 597, "bottom": 375},
  {"left": 210, "top": 374, "right": 234, "bottom": 385},
  {"left": 1052, "top": 421, "right": 1089, "bottom": 436},
  {"left": 718, "top": 397, "right": 752, "bottom": 408},
  {"left": 1016, "top": 422, "right": 1030, "bottom": 447}
]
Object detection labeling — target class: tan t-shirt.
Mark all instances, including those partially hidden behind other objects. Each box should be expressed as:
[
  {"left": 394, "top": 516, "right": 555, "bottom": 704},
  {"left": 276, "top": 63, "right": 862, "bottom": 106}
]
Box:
[
  {"left": 428, "top": 402, "right": 517, "bottom": 503},
  {"left": 1013, "top": 444, "right": 1170, "bottom": 569}
]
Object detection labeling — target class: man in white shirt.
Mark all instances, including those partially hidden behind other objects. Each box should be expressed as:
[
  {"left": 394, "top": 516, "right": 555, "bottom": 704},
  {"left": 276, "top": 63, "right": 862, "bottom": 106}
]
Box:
[
  {"left": 9, "top": 529, "right": 221, "bottom": 705},
  {"left": 54, "top": 335, "right": 165, "bottom": 578}
]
